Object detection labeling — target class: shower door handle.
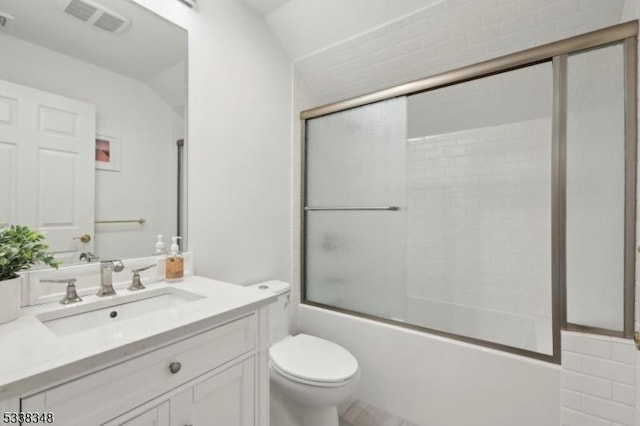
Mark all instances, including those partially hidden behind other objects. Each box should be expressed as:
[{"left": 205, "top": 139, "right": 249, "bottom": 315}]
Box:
[{"left": 304, "top": 206, "right": 400, "bottom": 211}]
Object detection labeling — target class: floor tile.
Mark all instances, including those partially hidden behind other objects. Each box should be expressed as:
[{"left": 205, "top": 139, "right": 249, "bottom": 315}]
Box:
[{"left": 338, "top": 398, "right": 420, "bottom": 426}]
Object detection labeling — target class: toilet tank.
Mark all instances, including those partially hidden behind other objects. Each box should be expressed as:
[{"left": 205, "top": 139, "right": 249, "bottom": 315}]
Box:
[{"left": 249, "top": 280, "right": 291, "bottom": 345}]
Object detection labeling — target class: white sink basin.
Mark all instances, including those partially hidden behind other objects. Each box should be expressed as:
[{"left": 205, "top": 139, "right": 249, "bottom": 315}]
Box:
[{"left": 37, "top": 287, "right": 204, "bottom": 336}]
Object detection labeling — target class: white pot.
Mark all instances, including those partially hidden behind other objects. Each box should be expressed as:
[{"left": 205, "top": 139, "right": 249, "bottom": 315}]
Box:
[{"left": 0, "top": 276, "right": 22, "bottom": 324}]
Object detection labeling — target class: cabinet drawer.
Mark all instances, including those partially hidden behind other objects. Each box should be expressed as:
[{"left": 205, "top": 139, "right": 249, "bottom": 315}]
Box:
[{"left": 22, "top": 314, "right": 256, "bottom": 426}]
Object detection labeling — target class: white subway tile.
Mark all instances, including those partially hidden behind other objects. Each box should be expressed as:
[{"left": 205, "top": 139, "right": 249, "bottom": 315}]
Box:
[
  {"left": 518, "top": 0, "right": 558, "bottom": 13},
  {"left": 537, "top": 0, "right": 580, "bottom": 22},
  {"left": 425, "top": 148, "right": 445, "bottom": 159},
  {"left": 562, "top": 350, "right": 583, "bottom": 372},
  {"left": 611, "top": 341, "right": 636, "bottom": 366},
  {"left": 462, "top": 0, "right": 499, "bottom": 18},
  {"left": 582, "top": 395, "right": 635, "bottom": 425},
  {"left": 562, "top": 407, "right": 612, "bottom": 426},
  {"left": 482, "top": 1, "right": 519, "bottom": 26},
  {"left": 485, "top": 33, "right": 521, "bottom": 54},
  {"left": 445, "top": 145, "right": 466, "bottom": 157},
  {"left": 562, "top": 333, "right": 613, "bottom": 359},
  {"left": 578, "top": 0, "right": 605, "bottom": 11},
  {"left": 466, "top": 24, "right": 502, "bottom": 46},
  {"left": 562, "top": 370, "right": 612, "bottom": 399},
  {"left": 448, "top": 15, "right": 484, "bottom": 34},
  {"left": 501, "top": 13, "right": 538, "bottom": 34},
  {"left": 582, "top": 355, "right": 635, "bottom": 385},
  {"left": 599, "top": 3, "right": 626, "bottom": 22},
  {"left": 612, "top": 382, "right": 636, "bottom": 406},
  {"left": 438, "top": 36, "right": 468, "bottom": 56},
  {"left": 562, "top": 389, "right": 583, "bottom": 410}
]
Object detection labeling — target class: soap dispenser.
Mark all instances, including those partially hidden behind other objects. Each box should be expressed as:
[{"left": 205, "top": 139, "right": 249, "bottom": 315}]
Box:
[
  {"left": 155, "top": 234, "right": 168, "bottom": 280},
  {"left": 155, "top": 234, "right": 167, "bottom": 255},
  {"left": 165, "top": 236, "right": 184, "bottom": 282}
]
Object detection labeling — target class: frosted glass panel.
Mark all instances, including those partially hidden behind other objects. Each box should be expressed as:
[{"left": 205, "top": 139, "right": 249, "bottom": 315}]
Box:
[
  {"left": 305, "top": 98, "right": 407, "bottom": 319},
  {"left": 566, "top": 44, "right": 625, "bottom": 331},
  {"left": 306, "top": 211, "right": 406, "bottom": 319},
  {"left": 406, "top": 63, "right": 553, "bottom": 355},
  {"left": 306, "top": 99, "right": 407, "bottom": 207}
]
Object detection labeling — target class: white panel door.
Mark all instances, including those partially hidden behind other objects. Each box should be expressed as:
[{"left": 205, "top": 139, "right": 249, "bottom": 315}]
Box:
[
  {"left": 0, "top": 93, "right": 20, "bottom": 223},
  {"left": 0, "top": 79, "right": 95, "bottom": 264}
]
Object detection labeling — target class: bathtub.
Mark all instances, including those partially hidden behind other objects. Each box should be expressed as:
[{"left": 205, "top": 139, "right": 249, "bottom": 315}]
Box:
[
  {"left": 405, "top": 296, "right": 552, "bottom": 355},
  {"left": 297, "top": 303, "right": 560, "bottom": 426}
]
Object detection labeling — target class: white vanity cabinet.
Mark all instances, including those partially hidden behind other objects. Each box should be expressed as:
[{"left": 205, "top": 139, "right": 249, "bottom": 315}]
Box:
[
  {"left": 21, "top": 312, "right": 265, "bottom": 426},
  {"left": 106, "top": 356, "right": 255, "bottom": 426}
]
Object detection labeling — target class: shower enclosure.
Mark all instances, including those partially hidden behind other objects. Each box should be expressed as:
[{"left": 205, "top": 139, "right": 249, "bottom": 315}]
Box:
[{"left": 300, "top": 22, "right": 637, "bottom": 362}]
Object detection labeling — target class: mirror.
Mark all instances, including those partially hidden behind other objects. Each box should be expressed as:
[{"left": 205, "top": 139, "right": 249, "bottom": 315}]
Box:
[{"left": 0, "top": 0, "right": 187, "bottom": 265}]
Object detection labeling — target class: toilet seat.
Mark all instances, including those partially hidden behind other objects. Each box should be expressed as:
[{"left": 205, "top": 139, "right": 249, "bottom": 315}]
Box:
[{"left": 269, "top": 334, "right": 358, "bottom": 388}]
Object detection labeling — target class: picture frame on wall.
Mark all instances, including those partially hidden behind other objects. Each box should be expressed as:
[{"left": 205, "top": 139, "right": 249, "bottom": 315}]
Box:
[{"left": 95, "top": 134, "right": 120, "bottom": 172}]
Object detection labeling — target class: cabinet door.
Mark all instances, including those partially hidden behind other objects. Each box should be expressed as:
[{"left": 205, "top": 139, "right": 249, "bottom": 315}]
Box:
[
  {"left": 192, "top": 357, "right": 255, "bottom": 426},
  {"left": 104, "top": 401, "right": 169, "bottom": 426}
]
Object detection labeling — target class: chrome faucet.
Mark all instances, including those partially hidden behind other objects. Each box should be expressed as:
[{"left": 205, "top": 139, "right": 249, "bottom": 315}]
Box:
[
  {"left": 79, "top": 251, "right": 99, "bottom": 262},
  {"left": 97, "top": 259, "right": 124, "bottom": 297}
]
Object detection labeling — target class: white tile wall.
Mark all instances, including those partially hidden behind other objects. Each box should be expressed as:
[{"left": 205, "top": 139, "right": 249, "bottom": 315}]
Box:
[
  {"left": 562, "top": 331, "right": 637, "bottom": 426},
  {"left": 406, "top": 119, "right": 551, "bottom": 323},
  {"left": 295, "top": 0, "right": 625, "bottom": 107}
]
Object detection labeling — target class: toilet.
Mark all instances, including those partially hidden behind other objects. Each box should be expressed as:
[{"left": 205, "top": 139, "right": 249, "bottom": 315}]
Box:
[{"left": 250, "top": 281, "right": 360, "bottom": 426}]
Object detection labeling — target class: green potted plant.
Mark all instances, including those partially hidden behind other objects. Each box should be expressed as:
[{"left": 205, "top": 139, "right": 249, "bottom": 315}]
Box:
[{"left": 0, "top": 224, "right": 60, "bottom": 324}]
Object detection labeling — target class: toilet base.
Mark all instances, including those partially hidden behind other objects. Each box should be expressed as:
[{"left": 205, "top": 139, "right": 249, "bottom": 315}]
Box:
[{"left": 271, "top": 381, "right": 340, "bottom": 426}]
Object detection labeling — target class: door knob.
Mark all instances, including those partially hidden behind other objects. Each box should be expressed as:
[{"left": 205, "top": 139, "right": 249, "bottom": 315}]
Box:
[{"left": 73, "top": 234, "right": 91, "bottom": 243}]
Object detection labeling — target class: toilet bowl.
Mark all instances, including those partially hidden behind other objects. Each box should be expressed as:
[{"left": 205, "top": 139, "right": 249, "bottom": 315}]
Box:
[{"left": 250, "top": 281, "right": 360, "bottom": 426}]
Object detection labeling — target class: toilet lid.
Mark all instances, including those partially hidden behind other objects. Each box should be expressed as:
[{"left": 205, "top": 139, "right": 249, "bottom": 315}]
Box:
[{"left": 269, "top": 334, "right": 358, "bottom": 384}]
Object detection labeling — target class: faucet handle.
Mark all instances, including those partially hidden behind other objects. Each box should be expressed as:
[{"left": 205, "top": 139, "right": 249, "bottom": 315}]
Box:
[
  {"left": 41, "top": 278, "right": 82, "bottom": 305},
  {"left": 132, "top": 264, "right": 156, "bottom": 274},
  {"left": 128, "top": 264, "right": 156, "bottom": 291},
  {"left": 101, "top": 259, "right": 125, "bottom": 272}
]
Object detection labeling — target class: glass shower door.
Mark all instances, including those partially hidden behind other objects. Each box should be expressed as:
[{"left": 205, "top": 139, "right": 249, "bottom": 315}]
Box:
[{"left": 304, "top": 98, "right": 407, "bottom": 320}]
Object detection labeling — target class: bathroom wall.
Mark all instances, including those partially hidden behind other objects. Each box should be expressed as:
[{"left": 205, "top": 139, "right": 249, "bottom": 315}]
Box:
[
  {"left": 561, "top": 332, "right": 637, "bottom": 426},
  {"left": 131, "top": 0, "right": 293, "bottom": 285},
  {"left": 295, "top": 0, "right": 625, "bottom": 107},
  {"left": 0, "top": 33, "right": 179, "bottom": 260},
  {"left": 294, "top": 1, "right": 629, "bottom": 425}
]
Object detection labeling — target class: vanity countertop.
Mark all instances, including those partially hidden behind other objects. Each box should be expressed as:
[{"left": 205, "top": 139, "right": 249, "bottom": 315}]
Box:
[{"left": 0, "top": 276, "right": 276, "bottom": 400}]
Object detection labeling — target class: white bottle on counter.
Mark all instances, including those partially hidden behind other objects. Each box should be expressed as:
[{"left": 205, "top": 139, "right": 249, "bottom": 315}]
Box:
[
  {"left": 155, "top": 234, "right": 167, "bottom": 255},
  {"left": 154, "top": 234, "right": 167, "bottom": 279}
]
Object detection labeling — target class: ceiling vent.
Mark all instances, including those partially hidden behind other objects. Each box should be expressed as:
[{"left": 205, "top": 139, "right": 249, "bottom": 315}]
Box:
[{"left": 58, "top": 0, "right": 130, "bottom": 35}]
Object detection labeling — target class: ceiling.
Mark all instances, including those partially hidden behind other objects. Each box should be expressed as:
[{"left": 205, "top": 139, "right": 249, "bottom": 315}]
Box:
[
  {"left": 0, "top": 0, "right": 186, "bottom": 83},
  {"left": 244, "top": 0, "right": 442, "bottom": 60}
]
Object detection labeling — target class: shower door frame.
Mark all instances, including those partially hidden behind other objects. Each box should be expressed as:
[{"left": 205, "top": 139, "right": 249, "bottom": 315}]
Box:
[{"left": 300, "top": 21, "right": 638, "bottom": 364}]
